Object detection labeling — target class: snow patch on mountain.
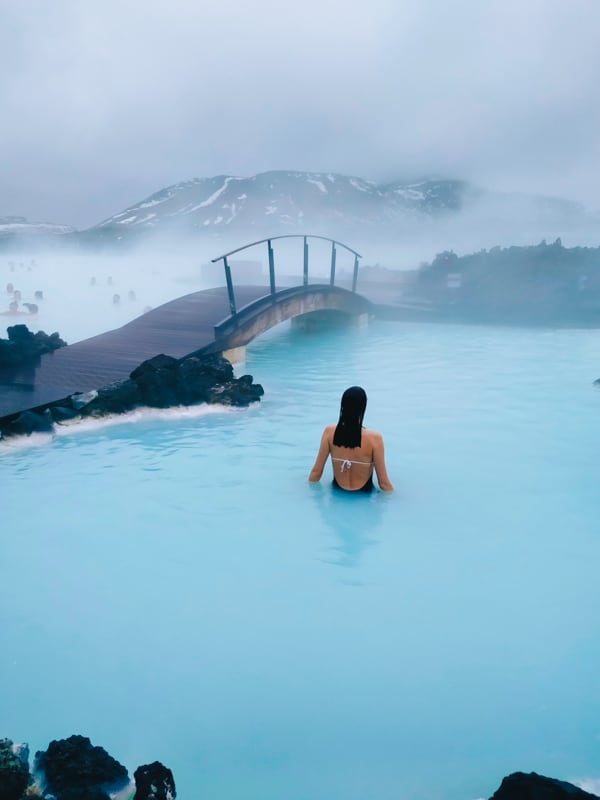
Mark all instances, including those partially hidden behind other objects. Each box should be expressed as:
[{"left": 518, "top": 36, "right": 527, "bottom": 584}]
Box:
[
  {"left": 350, "top": 179, "right": 369, "bottom": 192},
  {"left": 138, "top": 197, "right": 168, "bottom": 209},
  {"left": 307, "top": 178, "right": 327, "bottom": 193},
  {"left": 191, "top": 177, "right": 234, "bottom": 210},
  {"left": 0, "top": 216, "right": 74, "bottom": 235}
]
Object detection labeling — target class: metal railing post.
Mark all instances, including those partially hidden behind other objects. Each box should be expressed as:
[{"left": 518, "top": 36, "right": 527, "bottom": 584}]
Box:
[
  {"left": 211, "top": 235, "right": 362, "bottom": 314},
  {"left": 268, "top": 239, "right": 276, "bottom": 295},
  {"left": 352, "top": 254, "right": 359, "bottom": 292},
  {"left": 329, "top": 241, "right": 337, "bottom": 286},
  {"left": 303, "top": 236, "right": 309, "bottom": 286},
  {"left": 223, "top": 256, "right": 236, "bottom": 316}
]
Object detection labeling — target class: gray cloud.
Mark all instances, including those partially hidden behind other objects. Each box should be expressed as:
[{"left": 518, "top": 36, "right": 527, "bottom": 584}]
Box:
[{"left": 2, "top": 0, "right": 600, "bottom": 227}]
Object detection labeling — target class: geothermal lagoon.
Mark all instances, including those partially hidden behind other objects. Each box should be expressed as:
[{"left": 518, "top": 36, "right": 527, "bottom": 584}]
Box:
[{"left": 1, "top": 253, "right": 600, "bottom": 799}]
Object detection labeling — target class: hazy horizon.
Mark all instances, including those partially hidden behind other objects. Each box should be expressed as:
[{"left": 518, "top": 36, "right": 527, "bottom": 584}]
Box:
[{"left": 3, "top": 1, "right": 600, "bottom": 228}]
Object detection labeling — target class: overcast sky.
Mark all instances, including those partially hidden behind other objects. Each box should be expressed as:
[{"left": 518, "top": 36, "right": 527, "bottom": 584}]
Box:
[{"left": 2, "top": 0, "right": 600, "bottom": 228}]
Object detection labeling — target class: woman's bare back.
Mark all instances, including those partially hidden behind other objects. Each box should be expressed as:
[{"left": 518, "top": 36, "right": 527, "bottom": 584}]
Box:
[{"left": 309, "top": 424, "right": 393, "bottom": 492}]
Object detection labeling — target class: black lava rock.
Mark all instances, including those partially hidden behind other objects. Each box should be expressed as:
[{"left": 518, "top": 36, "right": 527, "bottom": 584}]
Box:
[
  {"left": 0, "top": 324, "right": 67, "bottom": 368},
  {"left": 130, "top": 354, "right": 181, "bottom": 408},
  {"left": 54, "top": 788, "right": 111, "bottom": 800},
  {"left": 82, "top": 378, "right": 142, "bottom": 416},
  {"left": 125, "top": 352, "right": 261, "bottom": 410},
  {"left": 50, "top": 405, "right": 82, "bottom": 424},
  {"left": 489, "top": 772, "right": 599, "bottom": 800},
  {"left": 0, "top": 350, "right": 264, "bottom": 440},
  {"left": 9, "top": 409, "right": 54, "bottom": 435},
  {"left": 0, "top": 738, "right": 30, "bottom": 800},
  {"left": 34, "top": 735, "right": 129, "bottom": 798},
  {"left": 134, "top": 761, "right": 176, "bottom": 800}
]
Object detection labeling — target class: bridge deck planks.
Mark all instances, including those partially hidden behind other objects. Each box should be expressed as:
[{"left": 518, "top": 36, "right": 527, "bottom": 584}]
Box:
[{"left": 0, "top": 285, "right": 268, "bottom": 421}]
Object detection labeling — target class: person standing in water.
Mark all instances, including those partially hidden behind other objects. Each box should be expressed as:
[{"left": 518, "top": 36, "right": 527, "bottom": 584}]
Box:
[{"left": 308, "top": 386, "right": 393, "bottom": 493}]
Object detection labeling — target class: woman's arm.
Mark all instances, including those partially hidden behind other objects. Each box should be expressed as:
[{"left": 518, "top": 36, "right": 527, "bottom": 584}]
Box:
[
  {"left": 308, "top": 427, "right": 331, "bottom": 482},
  {"left": 372, "top": 432, "right": 394, "bottom": 491}
]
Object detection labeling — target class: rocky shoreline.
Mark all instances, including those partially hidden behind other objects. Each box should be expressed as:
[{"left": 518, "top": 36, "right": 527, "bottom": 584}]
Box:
[
  {"left": 1, "top": 735, "right": 174, "bottom": 800},
  {"left": 0, "top": 351, "right": 264, "bottom": 440},
  {"left": 0, "top": 324, "right": 67, "bottom": 370},
  {"left": 2, "top": 734, "right": 599, "bottom": 800}
]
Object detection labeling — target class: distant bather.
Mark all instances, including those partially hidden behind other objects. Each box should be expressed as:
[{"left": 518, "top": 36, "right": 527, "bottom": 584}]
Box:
[{"left": 113, "top": 294, "right": 121, "bottom": 305}]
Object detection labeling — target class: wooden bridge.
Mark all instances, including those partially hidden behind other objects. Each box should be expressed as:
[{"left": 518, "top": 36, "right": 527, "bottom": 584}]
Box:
[{"left": 0, "top": 235, "right": 375, "bottom": 423}]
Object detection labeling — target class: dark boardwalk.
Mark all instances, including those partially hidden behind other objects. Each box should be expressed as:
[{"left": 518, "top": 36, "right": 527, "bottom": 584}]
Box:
[{"left": 0, "top": 285, "right": 268, "bottom": 421}]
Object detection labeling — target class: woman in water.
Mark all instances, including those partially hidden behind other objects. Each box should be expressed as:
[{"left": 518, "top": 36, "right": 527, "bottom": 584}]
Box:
[{"left": 308, "top": 386, "right": 393, "bottom": 492}]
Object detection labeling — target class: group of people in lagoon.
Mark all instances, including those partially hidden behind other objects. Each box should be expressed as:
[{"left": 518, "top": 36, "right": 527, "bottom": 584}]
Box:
[{"left": 309, "top": 386, "right": 394, "bottom": 493}]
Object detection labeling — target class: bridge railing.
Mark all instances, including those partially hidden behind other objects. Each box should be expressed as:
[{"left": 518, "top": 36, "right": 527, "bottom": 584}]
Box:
[{"left": 210, "top": 234, "right": 362, "bottom": 317}]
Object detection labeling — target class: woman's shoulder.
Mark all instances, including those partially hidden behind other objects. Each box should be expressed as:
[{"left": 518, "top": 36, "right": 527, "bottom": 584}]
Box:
[
  {"left": 323, "top": 424, "right": 336, "bottom": 437},
  {"left": 362, "top": 427, "right": 383, "bottom": 443}
]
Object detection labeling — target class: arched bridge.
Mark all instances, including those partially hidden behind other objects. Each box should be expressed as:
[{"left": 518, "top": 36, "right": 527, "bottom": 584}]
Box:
[
  {"left": 0, "top": 235, "right": 375, "bottom": 422},
  {"left": 207, "top": 234, "right": 370, "bottom": 356}
]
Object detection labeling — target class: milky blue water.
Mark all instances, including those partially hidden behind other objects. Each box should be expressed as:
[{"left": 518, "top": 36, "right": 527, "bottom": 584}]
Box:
[{"left": 2, "top": 319, "right": 600, "bottom": 800}]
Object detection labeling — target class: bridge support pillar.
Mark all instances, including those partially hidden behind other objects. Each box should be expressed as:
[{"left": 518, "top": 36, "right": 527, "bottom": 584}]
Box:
[{"left": 221, "top": 345, "right": 246, "bottom": 365}]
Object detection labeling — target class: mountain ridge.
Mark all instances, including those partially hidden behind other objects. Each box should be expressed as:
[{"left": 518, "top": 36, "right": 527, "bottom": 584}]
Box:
[
  {"left": 92, "top": 171, "right": 474, "bottom": 238},
  {"left": 1, "top": 171, "right": 595, "bottom": 249}
]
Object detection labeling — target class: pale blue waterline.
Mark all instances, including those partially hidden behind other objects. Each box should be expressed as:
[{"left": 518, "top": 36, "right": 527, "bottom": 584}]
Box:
[{"left": 1, "top": 320, "right": 600, "bottom": 800}]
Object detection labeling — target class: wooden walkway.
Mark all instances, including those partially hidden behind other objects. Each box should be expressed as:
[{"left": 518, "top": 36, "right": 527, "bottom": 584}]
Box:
[{"left": 0, "top": 285, "right": 268, "bottom": 421}]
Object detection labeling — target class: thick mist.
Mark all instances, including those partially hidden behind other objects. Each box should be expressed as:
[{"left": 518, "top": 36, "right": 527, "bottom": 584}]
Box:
[
  {"left": 3, "top": 1, "right": 600, "bottom": 227},
  {"left": 0, "top": 248, "right": 207, "bottom": 344},
  {"left": 3, "top": 185, "right": 600, "bottom": 347}
]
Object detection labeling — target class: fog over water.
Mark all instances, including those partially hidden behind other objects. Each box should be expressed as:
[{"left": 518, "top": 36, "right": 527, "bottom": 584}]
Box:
[
  {"left": 0, "top": 242, "right": 364, "bottom": 343},
  {"left": 0, "top": 251, "right": 210, "bottom": 343}
]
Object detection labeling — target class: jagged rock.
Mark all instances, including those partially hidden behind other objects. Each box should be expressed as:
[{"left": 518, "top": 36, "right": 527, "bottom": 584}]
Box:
[
  {"left": 0, "top": 738, "right": 30, "bottom": 800},
  {"left": 489, "top": 772, "right": 600, "bottom": 800},
  {"left": 34, "top": 735, "right": 129, "bottom": 800},
  {"left": 50, "top": 406, "right": 82, "bottom": 424},
  {"left": 81, "top": 379, "right": 142, "bottom": 416},
  {"left": 9, "top": 410, "right": 54, "bottom": 435},
  {"left": 71, "top": 390, "right": 98, "bottom": 410},
  {"left": 130, "top": 354, "right": 181, "bottom": 408},
  {"left": 221, "top": 373, "right": 264, "bottom": 406},
  {"left": 0, "top": 325, "right": 67, "bottom": 369},
  {"left": 51, "top": 788, "right": 111, "bottom": 800},
  {"left": 6, "top": 324, "right": 33, "bottom": 344},
  {"left": 133, "top": 762, "right": 176, "bottom": 800},
  {"left": 34, "top": 330, "right": 66, "bottom": 354},
  {"left": 123, "top": 353, "right": 263, "bottom": 410},
  {"left": 175, "top": 355, "right": 234, "bottom": 404},
  {"left": 0, "top": 351, "right": 264, "bottom": 441}
]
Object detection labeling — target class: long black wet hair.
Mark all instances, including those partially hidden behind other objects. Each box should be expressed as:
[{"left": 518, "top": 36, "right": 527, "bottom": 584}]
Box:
[{"left": 333, "top": 386, "right": 367, "bottom": 448}]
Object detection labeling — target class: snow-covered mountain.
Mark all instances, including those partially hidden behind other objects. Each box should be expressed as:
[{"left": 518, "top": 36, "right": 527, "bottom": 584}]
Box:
[
  {"left": 86, "top": 170, "right": 595, "bottom": 248},
  {"left": 1, "top": 172, "right": 594, "bottom": 252},
  {"left": 91, "top": 172, "right": 474, "bottom": 240},
  {"left": 0, "top": 216, "right": 74, "bottom": 237}
]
